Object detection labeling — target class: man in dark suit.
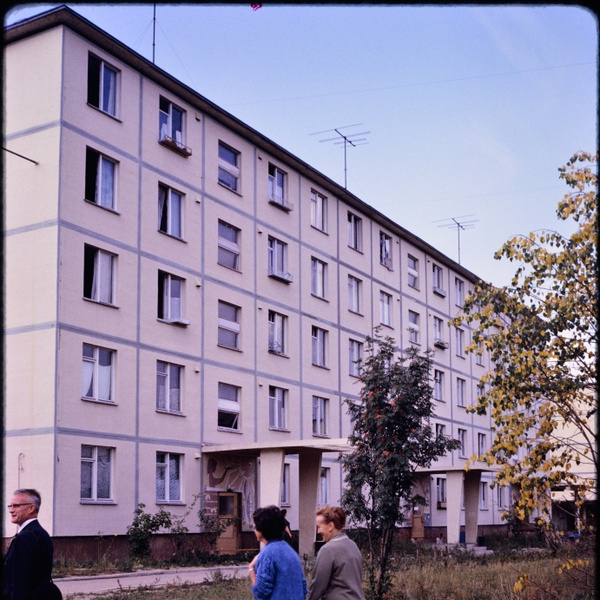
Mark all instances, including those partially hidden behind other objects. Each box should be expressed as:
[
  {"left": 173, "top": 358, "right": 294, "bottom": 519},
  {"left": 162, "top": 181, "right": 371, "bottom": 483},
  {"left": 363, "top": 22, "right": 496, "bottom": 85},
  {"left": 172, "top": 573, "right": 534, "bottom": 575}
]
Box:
[{"left": 3, "top": 489, "right": 54, "bottom": 600}]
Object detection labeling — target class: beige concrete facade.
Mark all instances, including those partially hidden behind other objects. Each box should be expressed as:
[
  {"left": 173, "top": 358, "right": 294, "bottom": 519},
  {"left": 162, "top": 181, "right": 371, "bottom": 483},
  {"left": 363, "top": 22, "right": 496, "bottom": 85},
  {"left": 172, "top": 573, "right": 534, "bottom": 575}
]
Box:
[{"left": 4, "top": 6, "right": 508, "bottom": 550}]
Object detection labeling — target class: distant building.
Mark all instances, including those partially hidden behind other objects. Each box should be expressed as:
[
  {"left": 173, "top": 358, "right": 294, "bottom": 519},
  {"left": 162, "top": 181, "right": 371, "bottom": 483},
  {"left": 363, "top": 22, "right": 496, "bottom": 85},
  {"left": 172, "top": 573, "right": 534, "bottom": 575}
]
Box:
[{"left": 4, "top": 6, "right": 507, "bottom": 556}]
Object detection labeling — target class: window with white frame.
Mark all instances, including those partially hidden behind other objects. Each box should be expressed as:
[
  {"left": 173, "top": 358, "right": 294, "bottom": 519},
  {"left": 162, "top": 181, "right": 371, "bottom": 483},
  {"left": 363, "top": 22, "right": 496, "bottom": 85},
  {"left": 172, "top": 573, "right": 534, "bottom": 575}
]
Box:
[
  {"left": 458, "top": 428, "right": 467, "bottom": 458},
  {"left": 158, "top": 183, "right": 183, "bottom": 239},
  {"left": 312, "top": 326, "right": 328, "bottom": 367},
  {"left": 432, "top": 264, "right": 446, "bottom": 296},
  {"left": 218, "top": 301, "right": 240, "bottom": 350},
  {"left": 269, "top": 386, "right": 287, "bottom": 430},
  {"left": 497, "top": 485, "right": 506, "bottom": 509},
  {"left": 434, "top": 370, "right": 444, "bottom": 401},
  {"left": 319, "top": 467, "right": 330, "bottom": 505},
  {"left": 82, "top": 344, "right": 114, "bottom": 403},
  {"left": 218, "top": 220, "right": 241, "bottom": 270},
  {"left": 281, "top": 463, "right": 291, "bottom": 505},
  {"left": 81, "top": 445, "right": 113, "bottom": 501},
  {"left": 159, "top": 97, "right": 189, "bottom": 155},
  {"left": 311, "top": 257, "right": 327, "bottom": 299},
  {"left": 83, "top": 244, "right": 115, "bottom": 305},
  {"left": 380, "top": 291, "right": 392, "bottom": 326},
  {"left": 477, "top": 433, "right": 487, "bottom": 458},
  {"left": 435, "top": 423, "right": 446, "bottom": 439},
  {"left": 85, "top": 147, "right": 116, "bottom": 209},
  {"left": 348, "top": 212, "right": 362, "bottom": 251},
  {"left": 218, "top": 142, "right": 240, "bottom": 192},
  {"left": 456, "top": 377, "right": 466, "bottom": 407},
  {"left": 268, "top": 164, "right": 290, "bottom": 209},
  {"left": 349, "top": 339, "right": 363, "bottom": 377},
  {"left": 312, "top": 395, "right": 329, "bottom": 437},
  {"left": 311, "top": 190, "right": 327, "bottom": 232},
  {"left": 436, "top": 477, "right": 447, "bottom": 506},
  {"left": 379, "top": 232, "right": 393, "bottom": 269},
  {"left": 455, "top": 277, "right": 465, "bottom": 307},
  {"left": 407, "top": 255, "right": 419, "bottom": 288},
  {"left": 476, "top": 340, "right": 485, "bottom": 366},
  {"left": 158, "top": 271, "right": 186, "bottom": 323},
  {"left": 455, "top": 327, "right": 465, "bottom": 357},
  {"left": 156, "top": 452, "right": 182, "bottom": 502},
  {"left": 218, "top": 382, "right": 240, "bottom": 430},
  {"left": 268, "top": 310, "right": 287, "bottom": 355},
  {"left": 408, "top": 310, "right": 420, "bottom": 344},
  {"left": 433, "top": 316, "right": 446, "bottom": 348},
  {"left": 268, "top": 237, "right": 292, "bottom": 282},
  {"left": 156, "top": 360, "right": 182, "bottom": 413},
  {"left": 348, "top": 275, "right": 362, "bottom": 313},
  {"left": 480, "top": 482, "right": 488, "bottom": 509},
  {"left": 87, "top": 54, "right": 118, "bottom": 117}
]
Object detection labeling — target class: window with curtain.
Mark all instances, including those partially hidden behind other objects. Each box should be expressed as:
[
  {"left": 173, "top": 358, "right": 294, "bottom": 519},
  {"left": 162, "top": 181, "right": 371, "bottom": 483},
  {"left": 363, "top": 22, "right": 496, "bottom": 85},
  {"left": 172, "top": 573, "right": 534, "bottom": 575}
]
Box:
[
  {"left": 85, "top": 147, "right": 116, "bottom": 209},
  {"left": 158, "top": 271, "right": 184, "bottom": 322},
  {"left": 156, "top": 452, "right": 182, "bottom": 502},
  {"left": 82, "top": 344, "right": 114, "bottom": 402},
  {"left": 158, "top": 183, "right": 183, "bottom": 238},
  {"left": 87, "top": 53, "right": 119, "bottom": 117},
  {"left": 83, "top": 245, "right": 115, "bottom": 305},
  {"left": 156, "top": 360, "right": 182, "bottom": 413},
  {"left": 81, "top": 445, "right": 113, "bottom": 501}
]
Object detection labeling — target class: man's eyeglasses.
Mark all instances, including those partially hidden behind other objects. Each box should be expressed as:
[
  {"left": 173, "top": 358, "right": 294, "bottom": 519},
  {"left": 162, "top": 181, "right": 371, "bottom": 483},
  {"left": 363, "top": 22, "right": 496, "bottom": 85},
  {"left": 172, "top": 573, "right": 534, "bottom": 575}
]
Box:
[{"left": 7, "top": 503, "right": 32, "bottom": 509}]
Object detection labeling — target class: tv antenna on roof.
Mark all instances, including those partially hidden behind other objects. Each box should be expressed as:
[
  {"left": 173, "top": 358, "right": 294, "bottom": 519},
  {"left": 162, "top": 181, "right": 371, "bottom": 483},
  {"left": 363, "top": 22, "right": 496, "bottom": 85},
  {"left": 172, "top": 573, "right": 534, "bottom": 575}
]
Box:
[
  {"left": 310, "top": 124, "right": 370, "bottom": 189},
  {"left": 433, "top": 214, "right": 478, "bottom": 265}
]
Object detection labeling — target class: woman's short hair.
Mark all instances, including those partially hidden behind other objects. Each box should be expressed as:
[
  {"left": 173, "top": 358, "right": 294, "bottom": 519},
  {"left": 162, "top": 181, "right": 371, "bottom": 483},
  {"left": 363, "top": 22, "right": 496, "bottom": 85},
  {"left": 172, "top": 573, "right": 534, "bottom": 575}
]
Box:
[
  {"left": 315, "top": 505, "right": 346, "bottom": 530},
  {"left": 253, "top": 505, "right": 286, "bottom": 541}
]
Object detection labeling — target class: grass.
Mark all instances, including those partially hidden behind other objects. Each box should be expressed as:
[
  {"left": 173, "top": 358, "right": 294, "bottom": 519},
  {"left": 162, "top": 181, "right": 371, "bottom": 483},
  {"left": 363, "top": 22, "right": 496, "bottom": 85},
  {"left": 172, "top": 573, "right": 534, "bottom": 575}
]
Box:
[{"left": 60, "top": 548, "right": 595, "bottom": 600}]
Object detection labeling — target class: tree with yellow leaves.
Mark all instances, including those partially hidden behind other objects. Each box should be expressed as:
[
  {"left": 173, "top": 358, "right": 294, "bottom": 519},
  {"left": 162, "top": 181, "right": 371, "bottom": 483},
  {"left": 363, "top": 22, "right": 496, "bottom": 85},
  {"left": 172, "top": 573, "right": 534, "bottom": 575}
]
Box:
[{"left": 454, "top": 152, "right": 596, "bottom": 582}]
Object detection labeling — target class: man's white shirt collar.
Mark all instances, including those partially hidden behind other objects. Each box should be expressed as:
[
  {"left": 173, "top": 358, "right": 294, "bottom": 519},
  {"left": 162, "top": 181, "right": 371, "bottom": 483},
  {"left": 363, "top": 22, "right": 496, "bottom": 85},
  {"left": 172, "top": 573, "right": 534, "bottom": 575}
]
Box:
[{"left": 18, "top": 517, "right": 37, "bottom": 533}]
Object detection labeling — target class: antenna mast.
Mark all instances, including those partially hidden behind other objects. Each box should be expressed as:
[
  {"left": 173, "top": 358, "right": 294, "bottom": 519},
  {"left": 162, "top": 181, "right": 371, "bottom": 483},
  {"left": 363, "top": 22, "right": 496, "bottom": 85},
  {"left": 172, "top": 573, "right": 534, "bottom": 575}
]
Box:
[
  {"left": 434, "top": 215, "right": 478, "bottom": 265},
  {"left": 152, "top": 4, "right": 156, "bottom": 63},
  {"left": 310, "top": 124, "right": 370, "bottom": 189}
]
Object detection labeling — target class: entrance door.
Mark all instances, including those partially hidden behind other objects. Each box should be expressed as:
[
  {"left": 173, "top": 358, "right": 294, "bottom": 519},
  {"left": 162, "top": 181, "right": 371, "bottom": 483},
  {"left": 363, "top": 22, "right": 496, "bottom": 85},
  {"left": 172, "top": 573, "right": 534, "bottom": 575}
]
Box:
[{"left": 216, "top": 492, "right": 240, "bottom": 553}]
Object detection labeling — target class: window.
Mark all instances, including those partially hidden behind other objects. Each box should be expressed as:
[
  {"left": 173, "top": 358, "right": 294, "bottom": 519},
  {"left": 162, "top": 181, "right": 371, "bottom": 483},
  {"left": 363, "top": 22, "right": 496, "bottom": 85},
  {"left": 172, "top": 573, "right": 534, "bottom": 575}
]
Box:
[
  {"left": 87, "top": 54, "right": 118, "bottom": 117},
  {"left": 312, "top": 326, "right": 328, "bottom": 367},
  {"left": 218, "top": 301, "right": 240, "bottom": 350},
  {"left": 435, "top": 423, "right": 446, "bottom": 439},
  {"left": 269, "top": 386, "right": 287, "bottom": 430},
  {"left": 281, "top": 464, "right": 290, "bottom": 505},
  {"left": 433, "top": 316, "right": 448, "bottom": 349},
  {"left": 458, "top": 428, "right": 467, "bottom": 458},
  {"left": 218, "top": 382, "right": 240, "bottom": 430},
  {"left": 348, "top": 212, "right": 362, "bottom": 251},
  {"left": 218, "top": 221, "right": 241, "bottom": 270},
  {"left": 480, "top": 482, "right": 488, "bottom": 509},
  {"left": 156, "top": 452, "right": 182, "bottom": 502},
  {"left": 158, "top": 271, "right": 186, "bottom": 324},
  {"left": 268, "top": 164, "right": 290, "bottom": 210},
  {"left": 311, "top": 257, "right": 327, "bottom": 299},
  {"left": 83, "top": 245, "right": 115, "bottom": 305},
  {"left": 81, "top": 445, "right": 112, "bottom": 501},
  {"left": 348, "top": 275, "right": 362, "bottom": 313},
  {"left": 82, "top": 344, "right": 114, "bottom": 403},
  {"left": 455, "top": 328, "right": 465, "bottom": 357},
  {"left": 156, "top": 361, "right": 182, "bottom": 413},
  {"left": 349, "top": 339, "right": 363, "bottom": 377},
  {"left": 159, "top": 97, "right": 190, "bottom": 155},
  {"left": 434, "top": 370, "right": 444, "bottom": 401},
  {"left": 455, "top": 278, "right": 465, "bottom": 307},
  {"left": 476, "top": 341, "right": 485, "bottom": 366},
  {"left": 477, "top": 433, "right": 487, "bottom": 458},
  {"left": 312, "top": 396, "right": 329, "bottom": 437},
  {"left": 268, "top": 310, "right": 287, "bottom": 355},
  {"left": 456, "top": 377, "right": 466, "bottom": 407},
  {"left": 85, "top": 147, "right": 116, "bottom": 209},
  {"left": 158, "top": 183, "right": 183, "bottom": 238},
  {"left": 407, "top": 255, "right": 419, "bottom": 288},
  {"left": 380, "top": 291, "right": 392, "bottom": 326},
  {"left": 497, "top": 485, "right": 506, "bottom": 509},
  {"left": 436, "top": 477, "right": 447, "bottom": 506},
  {"left": 311, "top": 190, "right": 327, "bottom": 231},
  {"left": 408, "top": 310, "right": 420, "bottom": 344},
  {"left": 218, "top": 142, "right": 240, "bottom": 192},
  {"left": 432, "top": 264, "right": 446, "bottom": 297},
  {"left": 268, "top": 237, "right": 292, "bottom": 282},
  {"left": 319, "top": 467, "right": 330, "bottom": 506},
  {"left": 379, "top": 232, "right": 393, "bottom": 269}
]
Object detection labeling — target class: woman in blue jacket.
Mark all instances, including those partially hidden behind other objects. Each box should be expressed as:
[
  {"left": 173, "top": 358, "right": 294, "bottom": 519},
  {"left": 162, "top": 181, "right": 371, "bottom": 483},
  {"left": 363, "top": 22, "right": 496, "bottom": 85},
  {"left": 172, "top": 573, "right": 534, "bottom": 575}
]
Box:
[{"left": 249, "top": 506, "right": 307, "bottom": 600}]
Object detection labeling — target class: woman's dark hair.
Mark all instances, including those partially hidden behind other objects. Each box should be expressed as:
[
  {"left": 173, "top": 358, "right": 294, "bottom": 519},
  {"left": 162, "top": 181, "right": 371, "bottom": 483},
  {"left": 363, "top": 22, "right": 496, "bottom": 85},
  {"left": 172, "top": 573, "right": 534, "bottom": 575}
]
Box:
[{"left": 253, "top": 505, "right": 285, "bottom": 541}]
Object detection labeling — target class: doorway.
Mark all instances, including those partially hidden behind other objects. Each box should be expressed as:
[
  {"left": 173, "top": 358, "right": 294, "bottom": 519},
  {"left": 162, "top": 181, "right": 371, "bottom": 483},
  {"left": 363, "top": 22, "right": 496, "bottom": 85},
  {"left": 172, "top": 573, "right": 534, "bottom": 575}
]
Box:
[{"left": 216, "top": 492, "right": 240, "bottom": 553}]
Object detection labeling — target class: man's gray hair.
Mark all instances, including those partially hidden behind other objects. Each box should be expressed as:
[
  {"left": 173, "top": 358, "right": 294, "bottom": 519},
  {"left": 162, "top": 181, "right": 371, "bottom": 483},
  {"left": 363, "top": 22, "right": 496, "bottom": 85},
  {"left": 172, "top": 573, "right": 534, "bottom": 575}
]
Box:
[{"left": 14, "top": 488, "right": 42, "bottom": 512}]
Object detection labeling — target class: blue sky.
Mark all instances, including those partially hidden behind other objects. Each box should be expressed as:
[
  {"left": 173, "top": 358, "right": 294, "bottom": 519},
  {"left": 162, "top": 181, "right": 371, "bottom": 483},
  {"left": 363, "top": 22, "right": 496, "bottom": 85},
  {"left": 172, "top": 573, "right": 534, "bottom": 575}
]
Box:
[{"left": 5, "top": 3, "right": 598, "bottom": 286}]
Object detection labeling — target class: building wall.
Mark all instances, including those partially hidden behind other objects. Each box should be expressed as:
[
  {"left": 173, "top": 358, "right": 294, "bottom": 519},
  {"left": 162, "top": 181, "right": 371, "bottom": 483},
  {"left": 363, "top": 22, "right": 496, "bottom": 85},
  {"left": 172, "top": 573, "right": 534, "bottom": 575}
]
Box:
[{"left": 4, "top": 10, "right": 506, "bottom": 542}]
